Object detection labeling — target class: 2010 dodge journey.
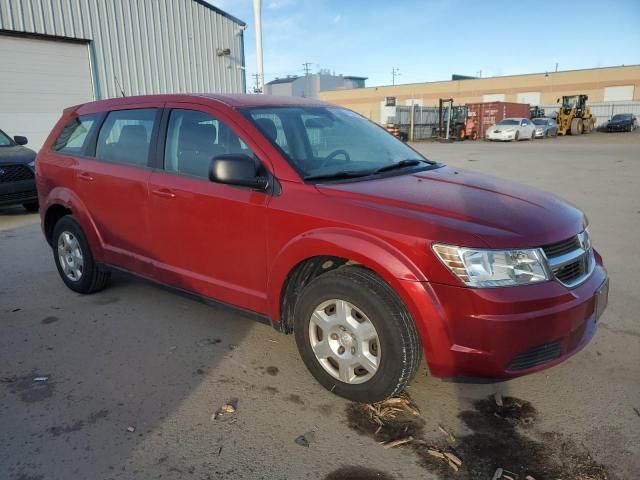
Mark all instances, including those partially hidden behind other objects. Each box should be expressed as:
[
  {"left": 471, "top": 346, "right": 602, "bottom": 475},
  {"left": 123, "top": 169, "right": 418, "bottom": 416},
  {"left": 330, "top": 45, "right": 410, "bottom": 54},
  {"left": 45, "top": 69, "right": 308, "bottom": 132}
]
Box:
[{"left": 36, "top": 94, "right": 609, "bottom": 402}]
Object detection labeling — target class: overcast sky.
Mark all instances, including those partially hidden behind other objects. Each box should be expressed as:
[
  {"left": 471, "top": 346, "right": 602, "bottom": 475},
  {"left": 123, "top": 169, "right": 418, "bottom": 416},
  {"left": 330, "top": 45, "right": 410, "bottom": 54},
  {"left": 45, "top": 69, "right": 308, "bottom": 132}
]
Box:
[{"left": 210, "top": 0, "right": 640, "bottom": 90}]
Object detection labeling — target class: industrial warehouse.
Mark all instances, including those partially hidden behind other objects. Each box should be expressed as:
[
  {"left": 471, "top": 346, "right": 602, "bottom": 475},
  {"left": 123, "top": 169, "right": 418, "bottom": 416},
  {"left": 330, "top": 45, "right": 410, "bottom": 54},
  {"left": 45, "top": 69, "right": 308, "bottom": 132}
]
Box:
[
  {"left": 0, "top": 0, "right": 246, "bottom": 148},
  {"left": 319, "top": 65, "right": 640, "bottom": 125}
]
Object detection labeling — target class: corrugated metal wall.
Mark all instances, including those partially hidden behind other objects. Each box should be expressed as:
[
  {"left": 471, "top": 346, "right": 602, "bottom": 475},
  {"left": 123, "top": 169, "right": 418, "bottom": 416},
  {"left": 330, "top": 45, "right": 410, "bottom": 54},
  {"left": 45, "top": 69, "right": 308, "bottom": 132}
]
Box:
[{"left": 0, "top": 0, "right": 246, "bottom": 98}]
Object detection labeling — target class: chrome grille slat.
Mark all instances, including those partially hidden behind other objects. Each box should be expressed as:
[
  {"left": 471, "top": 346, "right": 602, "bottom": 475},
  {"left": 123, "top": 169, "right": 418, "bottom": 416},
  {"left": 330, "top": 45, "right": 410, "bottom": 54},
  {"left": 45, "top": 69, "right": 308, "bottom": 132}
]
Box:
[{"left": 542, "top": 232, "right": 593, "bottom": 288}]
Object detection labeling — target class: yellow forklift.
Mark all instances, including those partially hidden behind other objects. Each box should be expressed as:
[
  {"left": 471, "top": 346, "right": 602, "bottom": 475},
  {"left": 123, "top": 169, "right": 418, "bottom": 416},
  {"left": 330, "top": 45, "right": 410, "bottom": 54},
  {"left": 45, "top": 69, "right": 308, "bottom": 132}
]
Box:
[{"left": 556, "top": 94, "right": 595, "bottom": 135}]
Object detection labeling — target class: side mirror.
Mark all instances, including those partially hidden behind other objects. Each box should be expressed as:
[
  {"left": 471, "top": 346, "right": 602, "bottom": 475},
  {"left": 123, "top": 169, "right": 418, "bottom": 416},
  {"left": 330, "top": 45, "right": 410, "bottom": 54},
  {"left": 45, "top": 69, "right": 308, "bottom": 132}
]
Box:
[
  {"left": 556, "top": 98, "right": 560, "bottom": 103},
  {"left": 14, "top": 136, "right": 28, "bottom": 145},
  {"left": 209, "top": 154, "right": 268, "bottom": 190}
]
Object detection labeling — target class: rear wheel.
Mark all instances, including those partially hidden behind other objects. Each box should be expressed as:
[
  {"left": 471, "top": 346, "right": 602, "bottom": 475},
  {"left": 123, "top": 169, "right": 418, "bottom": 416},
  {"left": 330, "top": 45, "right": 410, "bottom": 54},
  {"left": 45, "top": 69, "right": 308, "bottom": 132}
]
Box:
[
  {"left": 293, "top": 266, "right": 421, "bottom": 403},
  {"left": 530, "top": 131, "right": 535, "bottom": 140},
  {"left": 52, "top": 216, "right": 110, "bottom": 294}
]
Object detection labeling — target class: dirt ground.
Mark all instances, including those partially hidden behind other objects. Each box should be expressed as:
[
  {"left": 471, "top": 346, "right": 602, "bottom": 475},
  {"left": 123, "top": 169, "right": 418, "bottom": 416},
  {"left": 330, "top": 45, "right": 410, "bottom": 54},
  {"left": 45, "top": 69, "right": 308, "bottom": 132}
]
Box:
[{"left": 1, "top": 130, "right": 639, "bottom": 479}]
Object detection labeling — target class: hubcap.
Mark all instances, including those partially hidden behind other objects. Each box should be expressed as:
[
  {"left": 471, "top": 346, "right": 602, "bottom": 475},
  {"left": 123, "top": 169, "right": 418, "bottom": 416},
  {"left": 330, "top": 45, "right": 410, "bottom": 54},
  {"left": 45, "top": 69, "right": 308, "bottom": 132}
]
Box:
[
  {"left": 57, "top": 231, "right": 84, "bottom": 281},
  {"left": 308, "top": 299, "right": 381, "bottom": 384}
]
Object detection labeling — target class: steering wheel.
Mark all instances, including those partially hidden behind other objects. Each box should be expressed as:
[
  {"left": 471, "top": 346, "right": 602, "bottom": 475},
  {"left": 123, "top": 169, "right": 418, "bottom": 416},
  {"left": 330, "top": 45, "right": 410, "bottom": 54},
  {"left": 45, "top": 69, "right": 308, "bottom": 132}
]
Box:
[{"left": 317, "top": 149, "right": 351, "bottom": 169}]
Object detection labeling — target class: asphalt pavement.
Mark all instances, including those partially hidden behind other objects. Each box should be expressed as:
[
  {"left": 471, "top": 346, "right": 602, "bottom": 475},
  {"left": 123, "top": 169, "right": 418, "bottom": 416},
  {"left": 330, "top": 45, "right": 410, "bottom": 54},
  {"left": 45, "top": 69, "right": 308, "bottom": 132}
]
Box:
[{"left": 1, "top": 131, "right": 638, "bottom": 479}]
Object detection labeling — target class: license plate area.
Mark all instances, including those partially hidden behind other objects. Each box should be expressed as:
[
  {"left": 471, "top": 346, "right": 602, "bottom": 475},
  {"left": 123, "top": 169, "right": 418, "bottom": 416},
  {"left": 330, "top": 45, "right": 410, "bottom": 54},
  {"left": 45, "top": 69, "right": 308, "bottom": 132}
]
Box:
[{"left": 595, "top": 278, "right": 609, "bottom": 321}]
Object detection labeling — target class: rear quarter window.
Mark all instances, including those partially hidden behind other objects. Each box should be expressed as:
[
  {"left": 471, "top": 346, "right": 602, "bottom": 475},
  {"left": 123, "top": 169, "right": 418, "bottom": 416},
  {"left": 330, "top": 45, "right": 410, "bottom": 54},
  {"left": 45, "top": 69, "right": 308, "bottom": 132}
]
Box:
[{"left": 54, "top": 114, "right": 100, "bottom": 154}]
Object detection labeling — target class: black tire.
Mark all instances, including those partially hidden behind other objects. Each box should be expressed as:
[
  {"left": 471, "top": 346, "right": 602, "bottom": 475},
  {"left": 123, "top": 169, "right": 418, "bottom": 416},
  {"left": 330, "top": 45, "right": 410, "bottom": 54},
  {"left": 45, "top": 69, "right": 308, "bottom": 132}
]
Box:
[
  {"left": 22, "top": 201, "right": 39, "bottom": 212},
  {"left": 514, "top": 131, "right": 519, "bottom": 141},
  {"left": 52, "top": 215, "right": 110, "bottom": 294},
  {"left": 293, "top": 266, "right": 422, "bottom": 403},
  {"left": 530, "top": 131, "right": 535, "bottom": 141}
]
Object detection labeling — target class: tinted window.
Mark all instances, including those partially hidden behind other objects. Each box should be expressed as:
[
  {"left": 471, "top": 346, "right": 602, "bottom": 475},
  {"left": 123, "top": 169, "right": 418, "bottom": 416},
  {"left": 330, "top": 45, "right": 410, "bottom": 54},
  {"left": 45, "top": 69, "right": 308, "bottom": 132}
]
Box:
[
  {"left": 164, "top": 109, "right": 255, "bottom": 179},
  {"left": 54, "top": 114, "right": 99, "bottom": 154},
  {"left": 0, "top": 130, "right": 11, "bottom": 146},
  {"left": 96, "top": 109, "right": 157, "bottom": 166},
  {"left": 497, "top": 119, "right": 519, "bottom": 126}
]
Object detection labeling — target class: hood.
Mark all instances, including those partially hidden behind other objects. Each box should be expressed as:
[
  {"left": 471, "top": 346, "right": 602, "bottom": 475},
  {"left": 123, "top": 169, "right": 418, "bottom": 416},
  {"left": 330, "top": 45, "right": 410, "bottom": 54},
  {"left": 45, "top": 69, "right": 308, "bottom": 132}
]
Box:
[
  {"left": 608, "top": 119, "right": 629, "bottom": 125},
  {"left": 0, "top": 144, "right": 37, "bottom": 165},
  {"left": 317, "top": 166, "right": 584, "bottom": 249}
]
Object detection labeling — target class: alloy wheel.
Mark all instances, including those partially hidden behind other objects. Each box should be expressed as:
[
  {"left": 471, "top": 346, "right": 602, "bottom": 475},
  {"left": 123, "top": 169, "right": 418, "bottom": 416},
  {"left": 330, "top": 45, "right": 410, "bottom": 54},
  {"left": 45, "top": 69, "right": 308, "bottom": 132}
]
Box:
[
  {"left": 57, "top": 231, "right": 84, "bottom": 281},
  {"left": 308, "top": 299, "right": 381, "bottom": 384}
]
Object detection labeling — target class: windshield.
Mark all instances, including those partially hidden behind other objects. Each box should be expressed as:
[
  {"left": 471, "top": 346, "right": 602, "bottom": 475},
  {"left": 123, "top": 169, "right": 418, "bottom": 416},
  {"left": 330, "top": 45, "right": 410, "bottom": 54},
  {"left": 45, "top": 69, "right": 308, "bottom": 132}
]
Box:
[
  {"left": 241, "top": 106, "right": 436, "bottom": 180},
  {"left": 532, "top": 118, "right": 550, "bottom": 125},
  {"left": 611, "top": 114, "right": 631, "bottom": 121},
  {"left": 563, "top": 96, "right": 578, "bottom": 108},
  {"left": 497, "top": 119, "right": 519, "bottom": 126},
  {"left": 0, "top": 130, "right": 12, "bottom": 146}
]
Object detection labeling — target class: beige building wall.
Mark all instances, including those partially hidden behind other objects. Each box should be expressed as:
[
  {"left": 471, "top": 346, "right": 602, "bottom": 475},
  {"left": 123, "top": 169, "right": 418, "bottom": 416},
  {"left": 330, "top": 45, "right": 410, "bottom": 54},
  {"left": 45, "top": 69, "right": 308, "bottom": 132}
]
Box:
[{"left": 319, "top": 66, "right": 640, "bottom": 123}]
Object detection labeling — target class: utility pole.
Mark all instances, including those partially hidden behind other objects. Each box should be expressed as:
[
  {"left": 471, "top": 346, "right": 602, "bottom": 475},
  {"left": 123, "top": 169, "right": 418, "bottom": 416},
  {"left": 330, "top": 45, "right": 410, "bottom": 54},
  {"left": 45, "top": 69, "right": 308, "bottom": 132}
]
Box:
[
  {"left": 252, "top": 0, "right": 264, "bottom": 93},
  {"left": 251, "top": 73, "right": 261, "bottom": 93},
  {"left": 302, "top": 62, "right": 312, "bottom": 76},
  {"left": 555, "top": 62, "right": 559, "bottom": 72},
  {"left": 392, "top": 67, "right": 400, "bottom": 85}
]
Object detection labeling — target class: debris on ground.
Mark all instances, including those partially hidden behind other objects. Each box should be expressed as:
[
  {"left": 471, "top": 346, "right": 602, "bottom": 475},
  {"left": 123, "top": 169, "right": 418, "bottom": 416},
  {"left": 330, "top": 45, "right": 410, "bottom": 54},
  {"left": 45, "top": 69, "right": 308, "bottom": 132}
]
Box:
[
  {"left": 419, "top": 445, "right": 462, "bottom": 472},
  {"left": 438, "top": 424, "right": 456, "bottom": 444},
  {"left": 0, "top": 376, "right": 17, "bottom": 383},
  {"left": 494, "top": 392, "right": 504, "bottom": 407},
  {"left": 196, "top": 337, "right": 222, "bottom": 347},
  {"left": 492, "top": 468, "right": 519, "bottom": 480},
  {"left": 126, "top": 426, "right": 135, "bottom": 433},
  {"left": 33, "top": 376, "right": 49, "bottom": 382},
  {"left": 211, "top": 399, "right": 238, "bottom": 420},
  {"left": 294, "top": 434, "right": 310, "bottom": 447},
  {"left": 633, "top": 407, "right": 640, "bottom": 417},
  {"left": 382, "top": 436, "right": 413, "bottom": 448}
]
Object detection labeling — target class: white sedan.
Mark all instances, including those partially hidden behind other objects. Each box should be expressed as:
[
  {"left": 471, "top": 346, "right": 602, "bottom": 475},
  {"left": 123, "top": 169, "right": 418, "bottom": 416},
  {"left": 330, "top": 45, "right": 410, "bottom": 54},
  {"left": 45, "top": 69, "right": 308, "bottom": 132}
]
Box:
[{"left": 486, "top": 118, "right": 536, "bottom": 141}]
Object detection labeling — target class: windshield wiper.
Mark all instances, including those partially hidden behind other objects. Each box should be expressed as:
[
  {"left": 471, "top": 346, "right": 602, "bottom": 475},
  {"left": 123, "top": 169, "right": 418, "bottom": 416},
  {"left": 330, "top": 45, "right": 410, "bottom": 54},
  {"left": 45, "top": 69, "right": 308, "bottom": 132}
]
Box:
[
  {"left": 303, "top": 170, "right": 372, "bottom": 182},
  {"left": 372, "top": 159, "right": 426, "bottom": 174}
]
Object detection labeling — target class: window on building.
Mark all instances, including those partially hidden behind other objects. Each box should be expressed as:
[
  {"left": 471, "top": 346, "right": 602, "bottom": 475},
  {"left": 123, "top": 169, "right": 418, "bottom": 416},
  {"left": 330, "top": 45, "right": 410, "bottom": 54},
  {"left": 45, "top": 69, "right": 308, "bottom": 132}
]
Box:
[{"left": 95, "top": 109, "right": 157, "bottom": 166}]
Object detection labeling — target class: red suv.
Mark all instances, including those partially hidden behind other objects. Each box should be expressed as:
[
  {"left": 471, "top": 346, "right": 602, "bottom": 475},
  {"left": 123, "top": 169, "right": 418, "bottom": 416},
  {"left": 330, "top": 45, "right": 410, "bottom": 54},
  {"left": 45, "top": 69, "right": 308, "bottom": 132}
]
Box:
[{"left": 36, "top": 95, "right": 608, "bottom": 402}]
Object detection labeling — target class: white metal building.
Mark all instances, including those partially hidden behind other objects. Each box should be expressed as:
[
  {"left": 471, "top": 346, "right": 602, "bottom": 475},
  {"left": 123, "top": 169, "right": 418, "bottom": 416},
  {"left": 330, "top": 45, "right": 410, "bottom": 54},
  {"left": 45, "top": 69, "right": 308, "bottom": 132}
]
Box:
[{"left": 0, "top": 0, "right": 246, "bottom": 149}]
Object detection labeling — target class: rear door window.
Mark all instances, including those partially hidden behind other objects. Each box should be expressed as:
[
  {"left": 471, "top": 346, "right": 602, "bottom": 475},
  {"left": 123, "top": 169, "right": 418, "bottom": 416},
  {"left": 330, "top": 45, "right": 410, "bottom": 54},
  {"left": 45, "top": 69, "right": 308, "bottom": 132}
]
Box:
[
  {"left": 95, "top": 109, "right": 158, "bottom": 167},
  {"left": 54, "top": 114, "right": 100, "bottom": 154}
]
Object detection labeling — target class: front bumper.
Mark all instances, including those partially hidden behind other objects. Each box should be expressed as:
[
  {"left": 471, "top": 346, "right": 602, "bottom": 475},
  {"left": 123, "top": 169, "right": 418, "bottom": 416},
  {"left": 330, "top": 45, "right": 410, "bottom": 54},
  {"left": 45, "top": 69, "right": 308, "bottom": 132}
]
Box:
[
  {"left": 607, "top": 125, "right": 630, "bottom": 132},
  {"left": 406, "top": 256, "right": 607, "bottom": 379},
  {"left": 486, "top": 131, "right": 516, "bottom": 141},
  {"left": 534, "top": 130, "right": 546, "bottom": 138},
  {"left": 0, "top": 178, "right": 37, "bottom": 206}
]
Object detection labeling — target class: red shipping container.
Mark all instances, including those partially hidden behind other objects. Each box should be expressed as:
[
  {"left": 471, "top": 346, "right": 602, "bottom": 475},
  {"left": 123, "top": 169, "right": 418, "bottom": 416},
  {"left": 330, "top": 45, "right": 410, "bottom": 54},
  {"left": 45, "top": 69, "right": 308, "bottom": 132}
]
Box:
[{"left": 466, "top": 102, "right": 530, "bottom": 139}]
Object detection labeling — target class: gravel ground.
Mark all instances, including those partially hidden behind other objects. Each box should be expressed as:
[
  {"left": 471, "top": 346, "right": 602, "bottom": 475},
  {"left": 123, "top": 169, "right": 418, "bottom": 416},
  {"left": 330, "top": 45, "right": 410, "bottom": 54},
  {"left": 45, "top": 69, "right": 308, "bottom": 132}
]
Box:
[{"left": 1, "top": 130, "right": 638, "bottom": 480}]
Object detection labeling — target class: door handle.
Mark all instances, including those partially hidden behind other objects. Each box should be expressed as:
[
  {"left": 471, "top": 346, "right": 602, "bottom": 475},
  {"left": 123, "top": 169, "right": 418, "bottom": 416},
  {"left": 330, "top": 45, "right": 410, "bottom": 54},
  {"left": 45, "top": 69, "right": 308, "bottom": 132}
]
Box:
[
  {"left": 152, "top": 188, "right": 176, "bottom": 199},
  {"left": 78, "top": 172, "right": 94, "bottom": 181}
]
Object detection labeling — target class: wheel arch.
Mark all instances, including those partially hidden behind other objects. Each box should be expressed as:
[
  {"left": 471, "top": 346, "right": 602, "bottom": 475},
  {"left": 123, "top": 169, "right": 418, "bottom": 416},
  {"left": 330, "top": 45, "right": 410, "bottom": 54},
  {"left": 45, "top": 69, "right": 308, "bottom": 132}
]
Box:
[
  {"left": 267, "top": 228, "right": 428, "bottom": 332},
  {"left": 42, "top": 188, "right": 105, "bottom": 262}
]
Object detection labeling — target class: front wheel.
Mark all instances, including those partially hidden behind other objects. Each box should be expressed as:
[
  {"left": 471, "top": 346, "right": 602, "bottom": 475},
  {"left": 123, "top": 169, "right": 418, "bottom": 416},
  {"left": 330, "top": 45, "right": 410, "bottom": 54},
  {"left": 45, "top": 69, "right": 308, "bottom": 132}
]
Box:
[
  {"left": 52, "top": 215, "right": 110, "bottom": 294},
  {"left": 514, "top": 131, "right": 520, "bottom": 141},
  {"left": 293, "top": 266, "right": 422, "bottom": 403}
]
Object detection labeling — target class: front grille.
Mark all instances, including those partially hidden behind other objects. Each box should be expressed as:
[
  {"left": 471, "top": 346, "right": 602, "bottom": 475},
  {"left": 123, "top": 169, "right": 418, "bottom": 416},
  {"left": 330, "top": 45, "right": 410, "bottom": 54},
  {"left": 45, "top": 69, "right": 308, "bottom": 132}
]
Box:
[
  {"left": 507, "top": 340, "right": 562, "bottom": 370},
  {"left": 554, "top": 257, "right": 588, "bottom": 284},
  {"left": 542, "top": 233, "right": 593, "bottom": 287},
  {"left": 542, "top": 236, "right": 581, "bottom": 258},
  {"left": 0, "top": 190, "right": 37, "bottom": 203},
  {"left": 0, "top": 164, "right": 34, "bottom": 183}
]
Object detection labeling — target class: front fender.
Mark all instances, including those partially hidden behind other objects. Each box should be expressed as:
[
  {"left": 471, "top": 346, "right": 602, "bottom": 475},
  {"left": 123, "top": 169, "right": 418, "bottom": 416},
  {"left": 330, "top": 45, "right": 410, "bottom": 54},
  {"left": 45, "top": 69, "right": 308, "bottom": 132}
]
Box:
[
  {"left": 266, "top": 227, "right": 428, "bottom": 322},
  {"left": 42, "top": 187, "right": 105, "bottom": 263}
]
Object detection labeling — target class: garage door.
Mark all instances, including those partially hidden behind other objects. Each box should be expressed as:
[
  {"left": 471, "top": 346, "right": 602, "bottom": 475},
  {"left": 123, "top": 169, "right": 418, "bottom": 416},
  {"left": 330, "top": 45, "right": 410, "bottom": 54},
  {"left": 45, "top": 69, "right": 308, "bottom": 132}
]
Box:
[
  {"left": 483, "top": 93, "right": 505, "bottom": 102},
  {"left": 603, "top": 85, "right": 634, "bottom": 102},
  {"left": 0, "top": 35, "right": 94, "bottom": 151},
  {"left": 516, "top": 92, "right": 541, "bottom": 105}
]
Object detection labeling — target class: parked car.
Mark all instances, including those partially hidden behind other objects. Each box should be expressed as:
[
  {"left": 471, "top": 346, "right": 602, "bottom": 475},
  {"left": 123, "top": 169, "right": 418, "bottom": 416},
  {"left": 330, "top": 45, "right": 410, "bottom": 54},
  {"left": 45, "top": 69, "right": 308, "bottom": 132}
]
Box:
[
  {"left": 485, "top": 118, "right": 536, "bottom": 141},
  {"left": 532, "top": 117, "right": 558, "bottom": 138},
  {"left": 0, "top": 129, "right": 38, "bottom": 211},
  {"left": 606, "top": 113, "right": 637, "bottom": 132},
  {"left": 36, "top": 95, "right": 609, "bottom": 402}
]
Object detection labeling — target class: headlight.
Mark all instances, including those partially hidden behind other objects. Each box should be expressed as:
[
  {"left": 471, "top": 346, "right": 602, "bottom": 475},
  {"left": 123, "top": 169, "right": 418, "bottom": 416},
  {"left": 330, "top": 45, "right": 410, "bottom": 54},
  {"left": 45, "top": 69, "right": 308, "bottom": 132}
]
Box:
[
  {"left": 28, "top": 160, "right": 35, "bottom": 168},
  {"left": 433, "top": 244, "right": 550, "bottom": 287}
]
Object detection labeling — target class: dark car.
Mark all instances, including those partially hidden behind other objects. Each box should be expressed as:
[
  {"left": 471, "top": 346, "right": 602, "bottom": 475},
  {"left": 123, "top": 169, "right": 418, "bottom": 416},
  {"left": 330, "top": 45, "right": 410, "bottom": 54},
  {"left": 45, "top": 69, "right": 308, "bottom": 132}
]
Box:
[
  {"left": 606, "top": 113, "right": 637, "bottom": 132},
  {"left": 0, "top": 129, "right": 38, "bottom": 211}
]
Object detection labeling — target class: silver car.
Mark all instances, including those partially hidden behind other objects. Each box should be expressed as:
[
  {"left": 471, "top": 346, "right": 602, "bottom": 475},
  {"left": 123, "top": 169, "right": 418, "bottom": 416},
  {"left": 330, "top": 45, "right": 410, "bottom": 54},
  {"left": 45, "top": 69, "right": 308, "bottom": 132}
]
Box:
[{"left": 532, "top": 117, "right": 558, "bottom": 138}]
